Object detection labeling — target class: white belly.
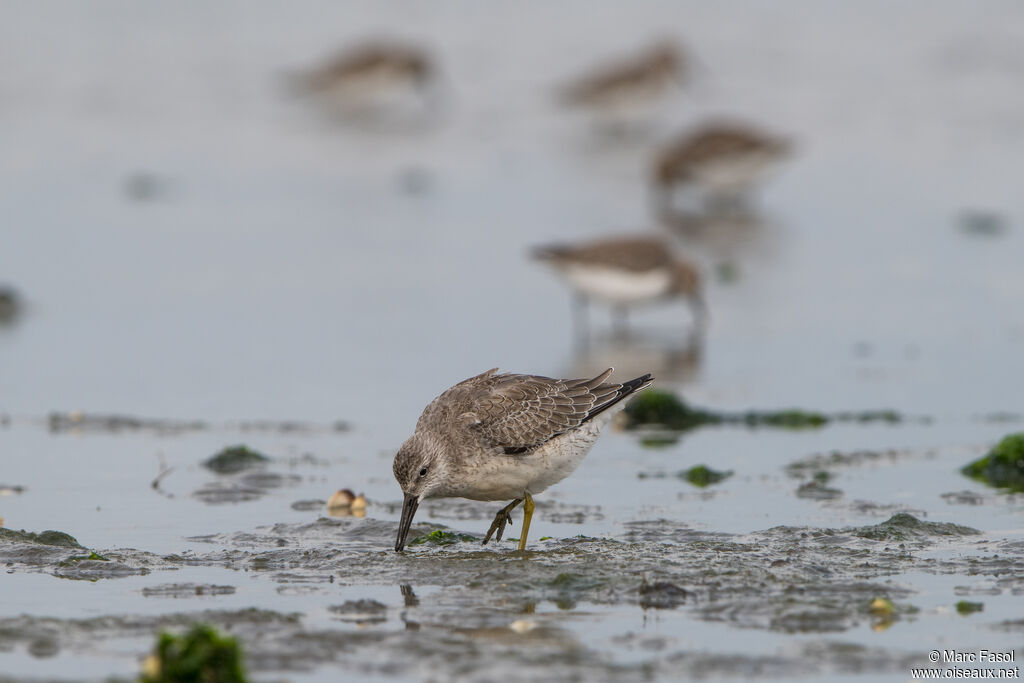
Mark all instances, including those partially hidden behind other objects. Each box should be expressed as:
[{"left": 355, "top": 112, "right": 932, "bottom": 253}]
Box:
[
  {"left": 692, "top": 151, "right": 778, "bottom": 193},
  {"left": 314, "top": 66, "right": 420, "bottom": 113},
  {"left": 585, "top": 76, "right": 671, "bottom": 115},
  {"left": 562, "top": 264, "right": 672, "bottom": 305},
  {"left": 451, "top": 403, "right": 626, "bottom": 502}
]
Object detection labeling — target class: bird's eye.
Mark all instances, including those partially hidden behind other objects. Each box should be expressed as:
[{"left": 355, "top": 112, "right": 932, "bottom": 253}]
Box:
[{"left": 419, "top": 467, "right": 428, "bottom": 477}]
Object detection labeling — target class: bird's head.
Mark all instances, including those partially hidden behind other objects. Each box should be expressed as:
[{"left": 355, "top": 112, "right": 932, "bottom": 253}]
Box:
[
  {"left": 648, "top": 42, "right": 682, "bottom": 77},
  {"left": 392, "top": 433, "right": 448, "bottom": 551}
]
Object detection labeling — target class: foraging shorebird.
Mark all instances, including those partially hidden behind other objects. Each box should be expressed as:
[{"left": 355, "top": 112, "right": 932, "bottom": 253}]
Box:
[
  {"left": 291, "top": 40, "right": 434, "bottom": 115},
  {"left": 558, "top": 41, "right": 685, "bottom": 123},
  {"left": 393, "top": 368, "right": 653, "bottom": 552},
  {"left": 652, "top": 122, "right": 791, "bottom": 209},
  {"left": 533, "top": 235, "right": 705, "bottom": 337}
]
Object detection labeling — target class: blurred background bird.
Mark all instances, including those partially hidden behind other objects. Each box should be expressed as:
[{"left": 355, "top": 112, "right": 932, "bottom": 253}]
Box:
[
  {"left": 288, "top": 39, "right": 438, "bottom": 125},
  {"left": 652, "top": 121, "right": 791, "bottom": 214},
  {"left": 557, "top": 40, "right": 687, "bottom": 135},
  {"left": 533, "top": 234, "right": 705, "bottom": 343}
]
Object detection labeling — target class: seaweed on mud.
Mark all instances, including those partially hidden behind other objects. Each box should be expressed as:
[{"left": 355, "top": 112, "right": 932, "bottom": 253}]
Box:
[
  {"left": 849, "top": 513, "right": 979, "bottom": 543},
  {"left": 785, "top": 449, "right": 916, "bottom": 477},
  {"left": 623, "top": 389, "right": 906, "bottom": 434},
  {"left": 204, "top": 445, "right": 270, "bottom": 474},
  {"left": 638, "top": 433, "right": 680, "bottom": 448},
  {"left": 0, "top": 528, "right": 84, "bottom": 548},
  {"left": 141, "top": 623, "right": 248, "bottom": 683},
  {"left": 636, "top": 466, "right": 732, "bottom": 486},
  {"left": 681, "top": 465, "right": 732, "bottom": 487},
  {"left": 955, "top": 600, "right": 984, "bottom": 615},
  {"left": 623, "top": 390, "right": 723, "bottom": 431},
  {"left": 796, "top": 480, "right": 843, "bottom": 500},
  {"left": 408, "top": 529, "right": 478, "bottom": 546},
  {"left": 59, "top": 551, "right": 110, "bottom": 564},
  {"left": 961, "top": 433, "right": 1024, "bottom": 492}
]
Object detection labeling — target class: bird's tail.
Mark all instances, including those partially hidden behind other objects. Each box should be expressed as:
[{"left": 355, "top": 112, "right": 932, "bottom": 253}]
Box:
[{"left": 581, "top": 371, "right": 654, "bottom": 424}]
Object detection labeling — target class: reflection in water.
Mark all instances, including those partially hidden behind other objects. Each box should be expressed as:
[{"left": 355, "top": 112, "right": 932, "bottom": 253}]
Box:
[
  {"left": 658, "top": 206, "right": 781, "bottom": 268},
  {"left": 400, "top": 584, "right": 420, "bottom": 630},
  {"left": 400, "top": 584, "right": 419, "bottom": 608},
  {"left": 568, "top": 330, "right": 703, "bottom": 386}
]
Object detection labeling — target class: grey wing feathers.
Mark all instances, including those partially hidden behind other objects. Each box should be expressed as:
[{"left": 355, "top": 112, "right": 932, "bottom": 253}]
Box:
[{"left": 443, "top": 368, "right": 653, "bottom": 453}]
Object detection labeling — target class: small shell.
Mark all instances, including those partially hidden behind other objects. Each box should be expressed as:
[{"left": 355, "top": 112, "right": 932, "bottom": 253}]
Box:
[
  {"left": 327, "top": 489, "right": 357, "bottom": 508},
  {"left": 509, "top": 619, "right": 537, "bottom": 634}
]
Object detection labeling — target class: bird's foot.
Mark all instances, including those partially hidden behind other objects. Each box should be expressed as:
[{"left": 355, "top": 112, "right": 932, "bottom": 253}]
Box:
[{"left": 483, "top": 499, "right": 523, "bottom": 545}]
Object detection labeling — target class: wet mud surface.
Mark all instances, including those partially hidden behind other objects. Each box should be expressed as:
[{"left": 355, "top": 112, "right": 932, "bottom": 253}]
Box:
[{"left": 3, "top": 502, "right": 1022, "bottom": 681}]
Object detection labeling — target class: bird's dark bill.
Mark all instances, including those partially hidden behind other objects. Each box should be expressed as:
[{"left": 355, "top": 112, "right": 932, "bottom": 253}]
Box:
[{"left": 395, "top": 492, "right": 420, "bottom": 552}]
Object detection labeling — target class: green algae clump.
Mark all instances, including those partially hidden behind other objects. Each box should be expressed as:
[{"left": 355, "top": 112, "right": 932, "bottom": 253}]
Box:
[
  {"left": 60, "top": 551, "right": 110, "bottom": 565},
  {"left": 408, "top": 529, "right": 477, "bottom": 546},
  {"left": 955, "top": 600, "right": 984, "bottom": 616},
  {"left": 141, "top": 623, "right": 247, "bottom": 683},
  {"left": 852, "top": 513, "right": 979, "bottom": 543},
  {"left": 624, "top": 389, "right": 900, "bottom": 434},
  {"left": 681, "top": 465, "right": 733, "bottom": 487},
  {"left": 0, "top": 528, "right": 84, "bottom": 548},
  {"left": 745, "top": 409, "right": 827, "bottom": 429},
  {"left": 624, "top": 389, "right": 718, "bottom": 431},
  {"left": 961, "top": 433, "right": 1024, "bottom": 492},
  {"left": 203, "top": 445, "right": 269, "bottom": 474}
]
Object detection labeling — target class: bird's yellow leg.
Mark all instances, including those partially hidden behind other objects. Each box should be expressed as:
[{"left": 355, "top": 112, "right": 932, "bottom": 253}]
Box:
[{"left": 518, "top": 492, "right": 535, "bottom": 551}]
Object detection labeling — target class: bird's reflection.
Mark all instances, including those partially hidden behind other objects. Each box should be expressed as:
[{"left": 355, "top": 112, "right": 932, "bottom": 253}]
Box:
[
  {"left": 568, "top": 329, "right": 703, "bottom": 386},
  {"left": 658, "top": 205, "right": 780, "bottom": 267},
  {"left": 400, "top": 584, "right": 420, "bottom": 608},
  {"left": 400, "top": 584, "right": 420, "bottom": 631}
]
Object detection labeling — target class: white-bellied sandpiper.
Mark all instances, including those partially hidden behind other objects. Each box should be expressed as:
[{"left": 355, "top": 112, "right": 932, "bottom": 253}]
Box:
[
  {"left": 533, "top": 235, "right": 705, "bottom": 338},
  {"left": 393, "top": 368, "right": 653, "bottom": 552},
  {"left": 652, "top": 121, "right": 791, "bottom": 210},
  {"left": 291, "top": 40, "right": 435, "bottom": 118},
  {"left": 558, "top": 41, "right": 686, "bottom": 130}
]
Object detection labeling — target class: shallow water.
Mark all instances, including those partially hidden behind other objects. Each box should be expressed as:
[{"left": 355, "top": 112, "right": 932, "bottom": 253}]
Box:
[{"left": 2, "top": 2, "right": 1023, "bottom": 681}]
